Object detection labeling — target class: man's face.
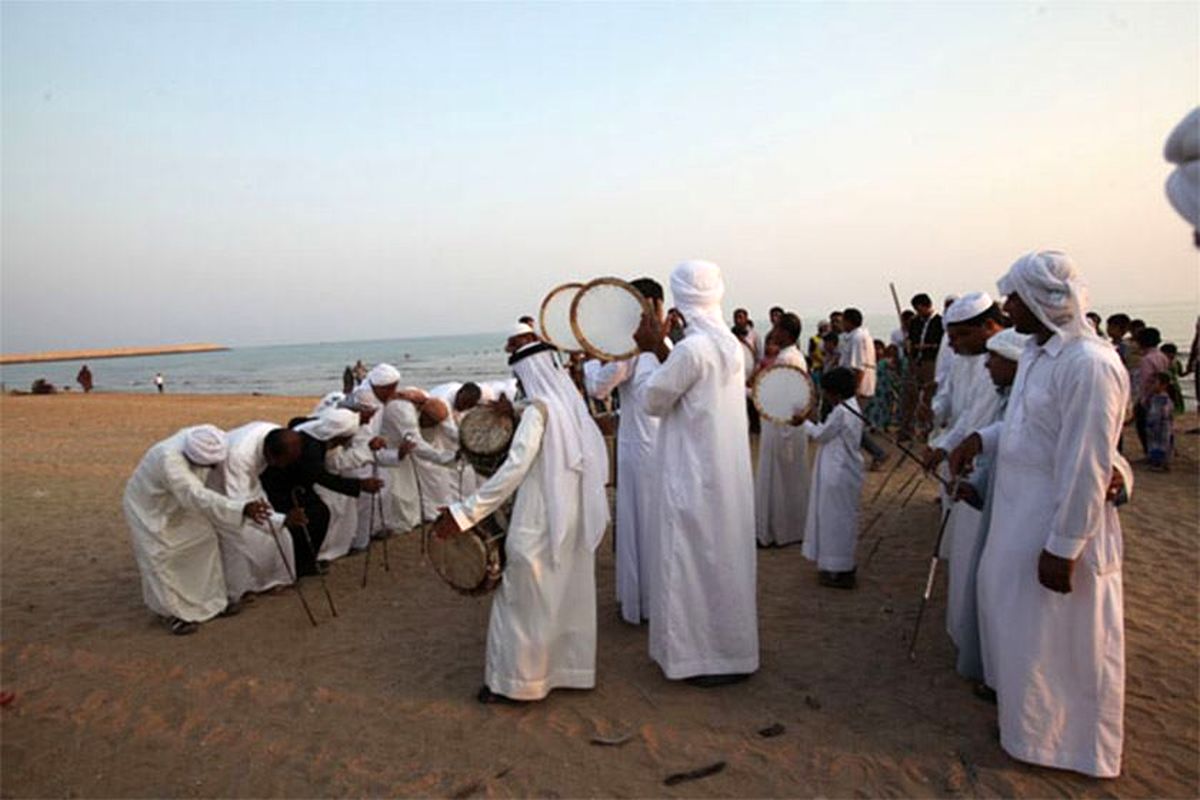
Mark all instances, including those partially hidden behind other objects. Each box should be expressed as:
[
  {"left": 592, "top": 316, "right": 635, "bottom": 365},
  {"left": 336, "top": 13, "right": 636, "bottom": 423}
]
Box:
[
  {"left": 829, "top": 314, "right": 843, "bottom": 333},
  {"left": 1105, "top": 322, "right": 1126, "bottom": 341},
  {"left": 947, "top": 323, "right": 989, "bottom": 356},
  {"left": 505, "top": 333, "right": 538, "bottom": 354},
  {"left": 769, "top": 310, "right": 782, "bottom": 326},
  {"left": 1002, "top": 292, "right": 1041, "bottom": 335},
  {"left": 733, "top": 310, "right": 749, "bottom": 327},
  {"left": 914, "top": 302, "right": 933, "bottom": 318},
  {"left": 985, "top": 352, "right": 1019, "bottom": 388},
  {"left": 372, "top": 382, "right": 397, "bottom": 404}
]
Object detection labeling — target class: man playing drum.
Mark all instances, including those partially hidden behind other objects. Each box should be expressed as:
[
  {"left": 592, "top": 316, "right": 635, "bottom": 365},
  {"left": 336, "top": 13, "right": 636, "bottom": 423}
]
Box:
[{"left": 430, "top": 339, "right": 609, "bottom": 704}]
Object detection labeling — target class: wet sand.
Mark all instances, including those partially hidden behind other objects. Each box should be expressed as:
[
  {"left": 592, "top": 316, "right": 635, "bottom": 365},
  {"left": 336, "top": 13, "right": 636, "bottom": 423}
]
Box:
[{"left": 1, "top": 392, "right": 1196, "bottom": 797}]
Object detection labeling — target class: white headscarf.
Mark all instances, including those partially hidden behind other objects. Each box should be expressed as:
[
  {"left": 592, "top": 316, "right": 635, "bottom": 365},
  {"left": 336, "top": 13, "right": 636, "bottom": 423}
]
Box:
[
  {"left": 350, "top": 381, "right": 383, "bottom": 412},
  {"left": 510, "top": 345, "right": 609, "bottom": 563},
  {"left": 182, "top": 424, "right": 228, "bottom": 465},
  {"left": 312, "top": 391, "right": 345, "bottom": 415},
  {"left": 670, "top": 260, "right": 742, "bottom": 374},
  {"left": 984, "top": 328, "right": 1030, "bottom": 361},
  {"left": 296, "top": 408, "right": 360, "bottom": 441},
  {"left": 996, "top": 250, "right": 1094, "bottom": 342},
  {"left": 367, "top": 363, "right": 401, "bottom": 388}
]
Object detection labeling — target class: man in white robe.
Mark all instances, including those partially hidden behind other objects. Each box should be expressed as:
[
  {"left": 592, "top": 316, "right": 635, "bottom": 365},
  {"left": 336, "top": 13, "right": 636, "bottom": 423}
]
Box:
[
  {"left": 754, "top": 312, "right": 810, "bottom": 548},
  {"left": 585, "top": 277, "right": 668, "bottom": 624},
  {"left": 209, "top": 422, "right": 308, "bottom": 602},
  {"left": 633, "top": 259, "right": 758, "bottom": 685},
  {"left": 949, "top": 251, "right": 1128, "bottom": 778},
  {"left": 352, "top": 365, "right": 453, "bottom": 534},
  {"left": 840, "top": 308, "right": 887, "bottom": 469},
  {"left": 123, "top": 425, "right": 273, "bottom": 634},
  {"left": 432, "top": 341, "right": 609, "bottom": 703},
  {"left": 797, "top": 367, "right": 864, "bottom": 588},
  {"left": 920, "top": 293, "right": 1006, "bottom": 662}
]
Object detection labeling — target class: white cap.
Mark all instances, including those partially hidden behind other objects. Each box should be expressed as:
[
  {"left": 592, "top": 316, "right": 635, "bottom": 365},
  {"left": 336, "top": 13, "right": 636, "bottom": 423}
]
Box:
[
  {"left": 985, "top": 328, "right": 1029, "bottom": 361},
  {"left": 945, "top": 291, "right": 994, "bottom": 324},
  {"left": 509, "top": 322, "right": 536, "bottom": 337}
]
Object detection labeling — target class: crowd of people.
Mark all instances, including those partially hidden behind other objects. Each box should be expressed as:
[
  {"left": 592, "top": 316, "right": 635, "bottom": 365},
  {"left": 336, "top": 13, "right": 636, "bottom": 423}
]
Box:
[{"left": 123, "top": 253, "right": 1192, "bottom": 781}]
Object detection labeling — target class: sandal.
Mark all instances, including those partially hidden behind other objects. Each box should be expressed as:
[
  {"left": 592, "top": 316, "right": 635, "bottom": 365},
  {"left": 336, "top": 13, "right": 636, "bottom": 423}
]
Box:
[{"left": 167, "top": 617, "right": 199, "bottom": 636}]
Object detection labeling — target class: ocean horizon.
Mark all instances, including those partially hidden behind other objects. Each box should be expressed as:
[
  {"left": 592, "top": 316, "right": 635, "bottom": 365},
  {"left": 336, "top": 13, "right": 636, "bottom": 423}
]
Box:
[{"left": 3, "top": 302, "right": 1195, "bottom": 399}]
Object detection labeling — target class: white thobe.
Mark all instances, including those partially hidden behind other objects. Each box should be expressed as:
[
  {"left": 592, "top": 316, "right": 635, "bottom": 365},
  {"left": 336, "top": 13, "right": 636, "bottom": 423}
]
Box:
[
  {"left": 379, "top": 399, "right": 455, "bottom": 532},
  {"left": 841, "top": 327, "right": 877, "bottom": 397},
  {"left": 800, "top": 399, "right": 865, "bottom": 572},
  {"left": 321, "top": 428, "right": 375, "bottom": 559},
  {"left": 209, "top": 422, "right": 294, "bottom": 601},
  {"left": 643, "top": 336, "right": 759, "bottom": 679},
  {"left": 586, "top": 351, "right": 664, "bottom": 624},
  {"left": 934, "top": 355, "right": 1005, "bottom": 651},
  {"left": 754, "top": 345, "right": 810, "bottom": 547},
  {"left": 123, "top": 431, "right": 246, "bottom": 622},
  {"left": 449, "top": 403, "right": 596, "bottom": 700},
  {"left": 975, "top": 333, "right": 1127, "bottom": 778}
]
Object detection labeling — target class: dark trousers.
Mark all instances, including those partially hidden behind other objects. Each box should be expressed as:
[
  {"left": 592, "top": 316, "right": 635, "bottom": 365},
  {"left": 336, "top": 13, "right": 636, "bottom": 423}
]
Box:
[
  {"left": 1134, "top": 403, "right": 1148, "bottom": 455},
  {"left": 264, "top": 484, "right": 330, "bottom": 574},
  {"left": 900, "top": 360, "right": 936, "bottom": 438}
]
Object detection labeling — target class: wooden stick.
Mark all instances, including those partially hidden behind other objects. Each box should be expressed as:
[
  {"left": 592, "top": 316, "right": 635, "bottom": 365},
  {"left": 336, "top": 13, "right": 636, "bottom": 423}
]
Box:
[
  {"left": 265, "top": 512, "right": 318, "bottom": 627},
  {"left": 839, "top": 401, "right": 950, "bottom": 491},
  {"left": 909, "top": 479, "right": 959, "bottom": 660},
  {"left": 361, "top": 463, "right": 377, "bottom": 588},
  {"left": 292, "top": 487, "right": 337, "bottom": 617}
]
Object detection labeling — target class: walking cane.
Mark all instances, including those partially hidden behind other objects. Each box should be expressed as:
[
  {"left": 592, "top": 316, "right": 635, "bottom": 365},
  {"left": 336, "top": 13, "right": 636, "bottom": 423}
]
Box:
[
  {"left": 265, "top": 505, "right": 318, "bottom": 627},
  {"left": 361, "top": 462, "right": 377, "bottom": 588},
  {"left": 839, "top": 401, "right": 951, "bottom": 491},
  {"left": 861, "top": 465, "right": 924, "bottom": 567},
  {"left": 908, "top": 477, "right": 959, "bottom": 660},
  {"left": 291, "top": 487, "right": 338, "bottom": 617}
]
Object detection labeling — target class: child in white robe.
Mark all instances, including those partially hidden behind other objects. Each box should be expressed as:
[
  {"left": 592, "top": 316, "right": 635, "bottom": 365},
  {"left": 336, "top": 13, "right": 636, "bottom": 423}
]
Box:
[{"left": 795, "top": 367, "right": 864, "bottom": 589}]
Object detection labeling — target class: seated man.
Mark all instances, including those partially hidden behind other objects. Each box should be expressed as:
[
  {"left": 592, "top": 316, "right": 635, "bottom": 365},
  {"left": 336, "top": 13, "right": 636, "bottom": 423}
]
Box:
[
  {"left": 123, "top": 425, "right": 273, "bottom": 635},
  {"left": 431, "top": 340, "right": 609, "bottom": 704}
]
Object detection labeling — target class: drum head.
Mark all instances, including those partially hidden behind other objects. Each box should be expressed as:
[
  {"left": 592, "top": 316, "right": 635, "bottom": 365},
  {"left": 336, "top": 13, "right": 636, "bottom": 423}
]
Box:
[
  {"left": 569, "top": 278, "right": 652, "bottom": 361},
  {"left": 427, "top": 529, "right": 489, "bottom": 592},
  {"left": 459, "top": 405, "right": 515, "bottom": 457},
  {"left": 752, "top": 364, "right": 815, "bottom": 424},
  {"left": 538, "top": 283, "right": 585, "bottom": 352}
]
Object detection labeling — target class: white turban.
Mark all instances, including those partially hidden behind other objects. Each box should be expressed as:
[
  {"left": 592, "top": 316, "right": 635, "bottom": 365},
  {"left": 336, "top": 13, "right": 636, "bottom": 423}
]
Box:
[
  {"left": 312, "top": 391, "right": 345, "bottom": 415},
  {"left": 367, "top": 363, "right": 401, "bottom": 387},
  {"left": 996, "top": 250, "right": 1093, "bottom": 342},
  {"left": 295, "top": 408, "right": 360, "bottom": 441},
  {"left": 509, "top": 346, "right": 609, "bottom": 563},
  {"left": 1164, "top": 107, "right": 1199, "bottom": 233},
  {"left": 984, "top": 328, "right": 1029, "bottom": 362},
  {"left": 945, "top": 292, "right": 994, "bottom": 325},
  {"left": 669, "top": 259, "right": 741, "bottom": 374},
  {"left": 350, "top": 381, "right": 382, "bottom": 412},
  {"left": 509, "top": 322, "right": 536, "bottom": 337},
  {"left": 182, "top": 424, "right": 228, "bottom": 465},
  {"left": 1166, "top": 161, "right": 1199, "bottom": 231}
]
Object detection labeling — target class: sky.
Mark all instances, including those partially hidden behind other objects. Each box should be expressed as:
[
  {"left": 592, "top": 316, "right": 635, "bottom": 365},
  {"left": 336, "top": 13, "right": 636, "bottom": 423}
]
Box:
[{"left": 2, "top": 1, "right": 1197, "bottom": 353}]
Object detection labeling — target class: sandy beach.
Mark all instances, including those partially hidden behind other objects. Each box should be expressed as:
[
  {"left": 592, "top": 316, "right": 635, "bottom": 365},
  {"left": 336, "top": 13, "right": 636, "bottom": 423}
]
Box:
[{"left": 0, "top": 392, "right": 1196, "bottom": 798}]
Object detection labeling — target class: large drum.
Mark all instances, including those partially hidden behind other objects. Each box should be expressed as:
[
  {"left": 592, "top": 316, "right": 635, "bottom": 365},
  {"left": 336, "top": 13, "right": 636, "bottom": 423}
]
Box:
[
  {"left": 751, "top": 364, "right": 816, "bottom": 424},
  {"left": 458, "top": 404, "right": 516, "bottom": 478},
  {"left": 569, "top": 277, "right": 652, "bottom": 362},
  {"left": 425, "top": 508, "right": 509, "bottom": 596}
]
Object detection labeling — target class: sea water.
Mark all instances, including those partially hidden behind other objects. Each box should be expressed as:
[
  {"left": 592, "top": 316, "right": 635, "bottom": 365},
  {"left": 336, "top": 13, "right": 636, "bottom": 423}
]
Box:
[{"left": 2, "top": 302, "right": 1195, "bottom": 398}]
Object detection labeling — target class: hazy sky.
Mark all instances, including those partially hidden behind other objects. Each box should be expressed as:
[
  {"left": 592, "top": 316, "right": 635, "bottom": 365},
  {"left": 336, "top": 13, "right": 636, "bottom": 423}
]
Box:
[{"left": 3, "top": 1, "right": 1197, "bottom": 352}]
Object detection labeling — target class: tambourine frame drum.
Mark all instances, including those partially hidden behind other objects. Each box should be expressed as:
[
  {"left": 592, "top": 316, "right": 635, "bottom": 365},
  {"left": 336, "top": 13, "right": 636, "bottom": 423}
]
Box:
[
  {"left": 568, "top": 277, "right": 653, "bottom": 362},
  {"left": 425, "top": 507, "right": 509, "bottom": 596},
  {"left": 538, "top": 282, "right": 585, "bottom": 353},
  {"left": 751, "top": 364, "right": 816, "bottom": 424},
  {"left": 458, "top": 405, "right": 516, "bottom": 478}
]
